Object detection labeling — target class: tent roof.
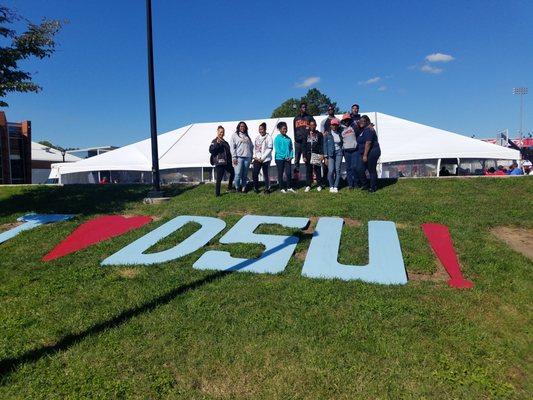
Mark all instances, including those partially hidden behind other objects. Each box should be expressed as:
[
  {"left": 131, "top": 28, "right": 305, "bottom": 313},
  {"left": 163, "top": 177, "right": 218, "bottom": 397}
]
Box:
[
  {"left": 56, "top": 112, "right": 520, "bottom": 175},
  {"left": 32, "top": 142, "right": 82, "bottom": 163}
]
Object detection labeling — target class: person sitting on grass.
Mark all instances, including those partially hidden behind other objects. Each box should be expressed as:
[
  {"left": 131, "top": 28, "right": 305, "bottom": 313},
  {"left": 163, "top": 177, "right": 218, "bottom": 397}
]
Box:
[
  {"left": 209, "top": 125, "right": 235, "bottom": 197},
  {"left": 323, "top": 118, "right": 343, "bottom": 193},
  {"left": 302, "top": 119, "right": 324, "bottom": 192},
  {"left": 252, "top": 122, "right": 273, "bottom": 194},
  {"left": 274, "top": 121, "right": 295, "bottom": 193}
]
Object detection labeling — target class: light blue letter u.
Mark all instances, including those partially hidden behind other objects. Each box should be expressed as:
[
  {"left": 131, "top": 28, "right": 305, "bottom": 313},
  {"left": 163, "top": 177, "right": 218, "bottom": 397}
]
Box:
[{"left": 301, "top": 218, "right": 407, "bottom": 285}]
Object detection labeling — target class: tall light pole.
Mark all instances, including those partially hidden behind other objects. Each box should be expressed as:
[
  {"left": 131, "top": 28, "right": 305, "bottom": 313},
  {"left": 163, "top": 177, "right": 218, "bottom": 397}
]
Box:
[
  {"left": 513, "top": 87, "right": 528, "bottom": 150},
  {"left": 146, "top": 0, "right": 161, "bottom": 192}
]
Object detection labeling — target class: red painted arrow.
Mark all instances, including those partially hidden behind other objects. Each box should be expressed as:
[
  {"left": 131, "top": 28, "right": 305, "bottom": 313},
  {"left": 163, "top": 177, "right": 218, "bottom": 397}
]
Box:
[
  {"left": 43, "top": 215, "right": 153, "bottom": 261},
  {"left": 422, "top": 223, "right": 473, "bottom": 289}
]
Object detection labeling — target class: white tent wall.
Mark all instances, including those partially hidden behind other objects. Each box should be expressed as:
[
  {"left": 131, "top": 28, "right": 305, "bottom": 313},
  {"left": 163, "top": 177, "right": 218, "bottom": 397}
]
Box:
[{"left": 57, "top": 112, "right": 520, "bottom": 184}]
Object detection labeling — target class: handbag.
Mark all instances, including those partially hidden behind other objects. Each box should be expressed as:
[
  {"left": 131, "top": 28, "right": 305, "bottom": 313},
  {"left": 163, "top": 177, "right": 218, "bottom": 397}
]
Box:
[
  {"left": 310, "top": 152, "right": 322, "bottom": 166},
  {"left": 215, "top": 152, "right": 227, "bottom": 166}
]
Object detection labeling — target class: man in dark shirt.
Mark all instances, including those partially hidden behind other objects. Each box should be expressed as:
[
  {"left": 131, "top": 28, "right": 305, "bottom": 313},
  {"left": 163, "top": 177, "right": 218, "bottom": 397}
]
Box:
[
  {"left": 321, "top": 104, "right": 336, "bottom": 133},
  {"left": 293, "top": 102, "right": 312, "bottom": 179},
  {"left": 350, "top": 104, "right": 361, "bottom": 122}
]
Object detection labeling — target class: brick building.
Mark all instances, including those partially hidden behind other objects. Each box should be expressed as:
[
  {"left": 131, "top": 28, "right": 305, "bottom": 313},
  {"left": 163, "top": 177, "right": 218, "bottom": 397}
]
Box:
[{"left": 0, "top": 111, "right": 32, "bottom": 184}]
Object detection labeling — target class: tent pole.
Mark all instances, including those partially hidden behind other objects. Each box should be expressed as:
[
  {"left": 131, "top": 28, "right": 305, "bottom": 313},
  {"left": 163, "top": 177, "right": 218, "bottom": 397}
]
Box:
[{"left": 437, "top": 159, "right": 441, "bottom": 177}]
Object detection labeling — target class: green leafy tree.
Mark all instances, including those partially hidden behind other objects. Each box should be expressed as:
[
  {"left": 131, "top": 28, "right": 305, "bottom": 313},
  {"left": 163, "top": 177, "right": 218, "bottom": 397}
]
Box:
[
  {"left": 38, "top": 140, "right": 63, "bottom": 151},
  {"left": 0, "top": 6, "right": 64, "bottom": 107},
  {"left": 271, "top": 88, "right": 340, "bottom": 118}
]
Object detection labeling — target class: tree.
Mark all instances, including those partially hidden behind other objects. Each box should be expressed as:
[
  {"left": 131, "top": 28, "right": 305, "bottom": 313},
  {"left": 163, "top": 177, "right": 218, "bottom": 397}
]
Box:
[
  {"left": 38, "top": 140, "right": 63, "bottom": 151},
  {"left": 0, "top": 6, "right": 64, "bottom": 107},
  {"left": 271, "top": 88, "right": 340, "bottom": 118}
]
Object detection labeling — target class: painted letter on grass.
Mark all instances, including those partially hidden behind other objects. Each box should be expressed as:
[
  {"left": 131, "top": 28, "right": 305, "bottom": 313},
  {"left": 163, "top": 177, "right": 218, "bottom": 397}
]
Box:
[
  {"left": 101, "top": 215, "right": 225, "bottom": 266},
  {"left": 301, "top": 218, "right": 407, "bottom": 284},
  {"left": 0, "top": 214, "right": 74, "bottom": 246},
  {"left": 193, "top": 215, "right": 309, "bottom": 274}
]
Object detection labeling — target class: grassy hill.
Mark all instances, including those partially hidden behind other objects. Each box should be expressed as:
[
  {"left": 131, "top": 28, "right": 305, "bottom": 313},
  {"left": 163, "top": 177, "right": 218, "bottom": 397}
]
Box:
[{"left": 0, "top": 178, "right": 531, "bottom": 399}]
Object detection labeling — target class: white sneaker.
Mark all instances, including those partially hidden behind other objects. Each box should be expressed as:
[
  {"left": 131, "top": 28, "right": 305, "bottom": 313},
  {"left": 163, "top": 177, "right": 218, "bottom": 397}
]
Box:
[
  {"left": 317, "top": 186, "right": 322, "bottom": 192},
  {"left": 304, "top": 186, "right": 311, "bottom": 192},
  {"left": 287, "top": 188, "right": 296, "bottom": 193},
  {"left": 333, "top": 187, "right": 338, "bottom": 193},
  {"left": 329, "top": 187, "right": 334, "bottom": 193},
  {"left": 280, "top": 189, "right": 287, "bottom": 194}
]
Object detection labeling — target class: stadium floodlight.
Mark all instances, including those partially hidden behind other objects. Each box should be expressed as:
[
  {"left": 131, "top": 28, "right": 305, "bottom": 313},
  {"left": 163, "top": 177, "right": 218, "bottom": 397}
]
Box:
[{"left": 513, "top": 87, "right": 528, "bottom": 149}]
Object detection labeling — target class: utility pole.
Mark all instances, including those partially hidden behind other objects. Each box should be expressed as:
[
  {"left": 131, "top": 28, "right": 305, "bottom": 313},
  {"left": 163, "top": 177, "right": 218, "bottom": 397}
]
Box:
[{"left": 146, "top": 0, "right": 161, "bottom": 193}]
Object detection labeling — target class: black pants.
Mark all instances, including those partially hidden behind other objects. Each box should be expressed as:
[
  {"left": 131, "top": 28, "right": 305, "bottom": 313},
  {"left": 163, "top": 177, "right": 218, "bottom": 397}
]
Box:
[
  {"left": 214, "top": 164, "right": 235, "bottom": 196},
  {"left": 294, "top": 141, "right": 303, "bottom": 173},
  {"left": 357, "top": 148, "right": 381, "bottom": 191},
  {"left": 252, "top": 160, "right": 271, "bottom": 191},
  {"left": 275, "top": 159, "right": 292, "bottom": 190},
  {"left": 321, "top": 161, "right": 329, "bottom": 187},
  {"left": 304, "top": 161, "right": 322, "bottom": 186}
]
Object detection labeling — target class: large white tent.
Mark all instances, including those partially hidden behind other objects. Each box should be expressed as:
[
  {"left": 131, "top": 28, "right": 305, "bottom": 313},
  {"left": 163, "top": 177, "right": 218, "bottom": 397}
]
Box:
[{"left": 55, "top": 112, "right": 520, "bottom": 183}]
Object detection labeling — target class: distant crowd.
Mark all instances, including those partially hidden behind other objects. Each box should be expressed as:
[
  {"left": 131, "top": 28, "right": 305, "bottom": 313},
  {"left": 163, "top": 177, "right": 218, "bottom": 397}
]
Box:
[{"left": 209, "top": 103, "right": 381, "bottom": 196}]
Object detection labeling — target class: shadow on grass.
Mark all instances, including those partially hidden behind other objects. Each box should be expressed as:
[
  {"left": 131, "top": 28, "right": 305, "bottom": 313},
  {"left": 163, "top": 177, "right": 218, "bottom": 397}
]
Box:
[
  {"left": 0, "top": 184, "right": 199, "bottom": 218},
  {"left": 0, "top": 231, "right": 310, "bottom": 380}
]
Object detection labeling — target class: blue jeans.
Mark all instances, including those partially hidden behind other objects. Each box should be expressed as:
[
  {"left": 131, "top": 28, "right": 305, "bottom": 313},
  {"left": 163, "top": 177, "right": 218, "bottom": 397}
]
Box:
[
  {"left": 233, "top": 157, "right": 251, "bottom": 189},
  {"left": 344, "top": 149, "right": 360, "bottom": 188},
  {"left": 357, "top": 148, "right": 381, "bottom": 191},
  {"left": 327, "top": 150, "right": 342, "bottom": 188}
]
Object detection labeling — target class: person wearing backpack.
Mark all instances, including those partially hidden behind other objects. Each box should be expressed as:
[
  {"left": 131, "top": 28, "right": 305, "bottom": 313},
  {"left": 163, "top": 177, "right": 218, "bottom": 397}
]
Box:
[
  {"left": 209, "top": 126, "right": 235, "bottom": 196},
  {"left": 252, "top": 122, "right": 273, "bottom": 194}
]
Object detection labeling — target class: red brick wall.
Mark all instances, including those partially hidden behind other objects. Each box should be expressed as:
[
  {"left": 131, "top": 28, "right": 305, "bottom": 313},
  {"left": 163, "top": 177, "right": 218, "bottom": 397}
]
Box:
[
  {"left": 21, "top": 120, "right": 32, "bottom": 184},
  {"left": 0, "top": 112, "right": 10, "bottom": 184}
]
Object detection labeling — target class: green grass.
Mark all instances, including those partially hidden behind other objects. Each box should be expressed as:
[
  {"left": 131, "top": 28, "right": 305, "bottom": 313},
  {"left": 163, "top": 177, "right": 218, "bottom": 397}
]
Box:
[{"left": 0, "top": 178, "right": 531, "bottom": 399}]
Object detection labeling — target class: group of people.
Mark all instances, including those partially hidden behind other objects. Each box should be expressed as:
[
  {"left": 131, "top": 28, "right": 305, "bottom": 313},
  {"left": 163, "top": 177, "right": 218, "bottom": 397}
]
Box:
[
  {"left": 484, "top": 162, "right": 530, "bottom": 176},
  {"left": 208, "top": 103, "right": 381, "bottom": 196}
]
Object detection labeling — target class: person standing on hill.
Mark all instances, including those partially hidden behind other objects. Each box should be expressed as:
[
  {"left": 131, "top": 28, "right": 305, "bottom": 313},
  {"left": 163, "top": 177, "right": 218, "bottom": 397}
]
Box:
[
  {"left": 252, "top": 122, "right": 273, "bottom": 194},
  {"left": 356, "top": 115, "right": 381, "bottom": 193},
  {"left": 350, "top": 104, "right": 361, "bottom": 122},
  {"left": 340, "top": 113, "right": 360, "bottom": 189},
  {"left": 302, "top": 119, "right": 324, "bottom": 192},
  {"left": 230, "top": 121, "right": 253, "bottom": 193},
  {"left": 274, "top": 121, "right": 296, "bottom": 193},
  {"left": 323, "top": 118, "right": 343, "bottom": 193},
  {"left": 321, "top": 104, "right": 337, "bottom": 133},
  {"left": 293, "top": 102, "right": 313, "bottom": 181},
  {"left": 209, "top": 126, "right": 235, "bottom": 196}
]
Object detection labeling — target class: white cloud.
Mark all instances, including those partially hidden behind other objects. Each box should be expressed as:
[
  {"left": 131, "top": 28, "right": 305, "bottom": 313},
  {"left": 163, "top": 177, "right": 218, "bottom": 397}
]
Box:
[
  {"left": 420, "top": 64, "right": 443, "bottom": 74},
  {"left": 425, "top": 53, "right": 454, "bottom": 63},
  {"left": 377, "top": 85, "right": 387, "bottom": 91},
  {"left": 359, "top": 76, "right": 381, "bottom": 85},
  {"left": 295, "top": 76, "right": 320, "bottom": 88}
]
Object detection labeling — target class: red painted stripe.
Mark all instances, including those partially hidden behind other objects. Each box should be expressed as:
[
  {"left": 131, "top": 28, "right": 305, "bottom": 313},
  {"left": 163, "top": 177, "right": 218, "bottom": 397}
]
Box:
[
  {"left": 421, "top": 223, "right": 474, "bottom": 289},
  {"left": 43, "top": 215, "right": 153, "bottom": 261}
]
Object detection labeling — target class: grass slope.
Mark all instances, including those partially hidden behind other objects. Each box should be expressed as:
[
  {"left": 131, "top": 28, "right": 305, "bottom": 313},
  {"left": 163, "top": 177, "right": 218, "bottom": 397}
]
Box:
[{"left": 0, "top": 178, "right": 531, "bottom": 399}]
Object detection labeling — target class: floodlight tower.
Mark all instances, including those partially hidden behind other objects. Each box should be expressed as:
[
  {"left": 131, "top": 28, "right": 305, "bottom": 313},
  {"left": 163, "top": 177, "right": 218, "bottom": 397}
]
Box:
[{"left": 513, "top": 87, "right": 528, "bottom": 149}]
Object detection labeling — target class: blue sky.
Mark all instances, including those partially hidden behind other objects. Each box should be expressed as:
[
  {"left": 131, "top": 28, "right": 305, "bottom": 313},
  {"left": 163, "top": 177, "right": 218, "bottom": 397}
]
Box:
[{"left": 2, "top": 0, "right": 532, "bottom": 148}]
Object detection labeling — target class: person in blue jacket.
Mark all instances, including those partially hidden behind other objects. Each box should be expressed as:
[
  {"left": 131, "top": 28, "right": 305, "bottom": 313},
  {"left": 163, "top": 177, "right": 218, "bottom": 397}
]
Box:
[
  {"left": 356, "top": 115, "right": 381, "bottom": 192},
  {"left": 274, "top": 121, "right": 295, "bottom": 193},
  {"left": 323, "top": 118, "right": 343, "bottom": 193}
]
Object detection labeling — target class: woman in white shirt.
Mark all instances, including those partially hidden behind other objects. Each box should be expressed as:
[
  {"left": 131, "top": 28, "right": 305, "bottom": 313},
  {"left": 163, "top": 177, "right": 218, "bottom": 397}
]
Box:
[{"left": 252, "top": 122, "right": 273, "bottom": 194}]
